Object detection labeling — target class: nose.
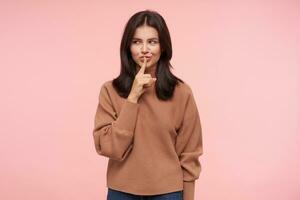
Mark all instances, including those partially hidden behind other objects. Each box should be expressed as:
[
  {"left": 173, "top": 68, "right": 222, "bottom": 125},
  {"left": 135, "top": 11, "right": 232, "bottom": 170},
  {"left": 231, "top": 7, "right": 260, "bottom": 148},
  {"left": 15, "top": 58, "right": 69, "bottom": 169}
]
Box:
[{"left": 141, "top": 43, "right": 149, "bottom": 54}]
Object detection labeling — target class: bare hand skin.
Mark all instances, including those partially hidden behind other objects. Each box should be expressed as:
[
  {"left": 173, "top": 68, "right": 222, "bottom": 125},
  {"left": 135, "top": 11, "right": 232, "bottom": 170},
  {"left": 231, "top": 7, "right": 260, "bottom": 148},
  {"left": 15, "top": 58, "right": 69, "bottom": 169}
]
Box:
[{"left": 127, "top": 58, "right": 157, "bottom": 103}]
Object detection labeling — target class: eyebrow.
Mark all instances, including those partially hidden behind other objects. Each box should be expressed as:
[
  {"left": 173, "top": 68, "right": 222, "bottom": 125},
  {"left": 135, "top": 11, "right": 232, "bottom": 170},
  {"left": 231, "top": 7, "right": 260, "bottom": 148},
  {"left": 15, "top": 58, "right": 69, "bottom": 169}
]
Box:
[{"left": 132, "top": 37, "right": 159, "bottom": 40}]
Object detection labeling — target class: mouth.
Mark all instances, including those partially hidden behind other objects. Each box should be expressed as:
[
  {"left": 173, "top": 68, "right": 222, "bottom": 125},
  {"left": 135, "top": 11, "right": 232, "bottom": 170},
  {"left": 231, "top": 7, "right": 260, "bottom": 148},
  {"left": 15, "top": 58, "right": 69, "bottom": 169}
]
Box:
[{"left": 140, "top": 57, "right": 151, "bottom": 61}]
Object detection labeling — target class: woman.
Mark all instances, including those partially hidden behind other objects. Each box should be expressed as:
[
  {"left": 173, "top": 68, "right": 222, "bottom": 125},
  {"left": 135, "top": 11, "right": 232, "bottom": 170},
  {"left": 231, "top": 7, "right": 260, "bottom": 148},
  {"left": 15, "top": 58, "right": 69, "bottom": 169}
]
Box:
[{"left": 93, "top": 10, "right": 203, "bottom": 200}]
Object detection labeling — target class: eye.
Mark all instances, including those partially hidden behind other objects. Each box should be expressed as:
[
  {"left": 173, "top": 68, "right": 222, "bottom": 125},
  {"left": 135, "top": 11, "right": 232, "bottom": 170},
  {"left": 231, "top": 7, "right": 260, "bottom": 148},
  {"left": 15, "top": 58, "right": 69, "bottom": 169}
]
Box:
[
  {"left": 150, "top": 40, "right": 158, "bottom": 44},
  {"left": 132, "top": 40, "right": 140, "bottom": 44}
]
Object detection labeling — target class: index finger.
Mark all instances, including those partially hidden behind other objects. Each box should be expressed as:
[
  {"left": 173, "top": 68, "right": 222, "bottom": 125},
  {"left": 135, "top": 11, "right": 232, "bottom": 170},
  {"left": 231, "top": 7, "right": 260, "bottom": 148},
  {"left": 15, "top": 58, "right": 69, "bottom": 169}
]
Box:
[{"left": 137, "top": 58, "right": 147, "bottom": 75}]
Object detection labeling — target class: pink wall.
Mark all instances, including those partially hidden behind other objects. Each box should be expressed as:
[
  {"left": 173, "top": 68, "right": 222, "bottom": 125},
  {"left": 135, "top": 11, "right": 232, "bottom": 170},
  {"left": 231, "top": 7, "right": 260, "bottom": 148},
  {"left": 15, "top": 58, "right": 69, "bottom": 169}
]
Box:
[{"left": 1, "top": 1, "right": 299, "bottom": 200}]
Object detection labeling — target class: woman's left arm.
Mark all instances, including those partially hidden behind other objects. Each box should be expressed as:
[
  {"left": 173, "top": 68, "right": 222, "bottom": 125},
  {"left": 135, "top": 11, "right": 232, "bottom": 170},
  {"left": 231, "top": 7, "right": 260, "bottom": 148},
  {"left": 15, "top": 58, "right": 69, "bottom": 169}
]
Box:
[{"left": 175, "top": 88, "right": 203, "bottom": 200}]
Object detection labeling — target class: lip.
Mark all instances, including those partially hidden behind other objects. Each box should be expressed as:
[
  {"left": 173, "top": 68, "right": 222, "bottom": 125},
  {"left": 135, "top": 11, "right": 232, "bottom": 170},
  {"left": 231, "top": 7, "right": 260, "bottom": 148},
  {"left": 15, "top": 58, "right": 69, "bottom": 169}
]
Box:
[
  {"left": 140, "top": 56, "right": 151, "bottom": 61},
  {"left": 140, "top": 55, "right": 152, "bottom": 58}
]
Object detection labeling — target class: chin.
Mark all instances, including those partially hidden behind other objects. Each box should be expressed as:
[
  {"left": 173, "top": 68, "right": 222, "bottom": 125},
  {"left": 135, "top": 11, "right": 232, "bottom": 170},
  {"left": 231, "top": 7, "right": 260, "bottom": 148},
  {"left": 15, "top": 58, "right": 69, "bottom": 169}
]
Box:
[{"left": 139, "top": 61, "right": 152, "bottom": 66}]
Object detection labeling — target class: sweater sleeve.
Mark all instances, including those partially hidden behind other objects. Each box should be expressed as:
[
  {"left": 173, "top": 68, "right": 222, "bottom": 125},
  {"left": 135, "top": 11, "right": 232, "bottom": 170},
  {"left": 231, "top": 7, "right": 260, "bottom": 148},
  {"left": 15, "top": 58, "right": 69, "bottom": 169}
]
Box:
[
  {"left": 175, "top": 89, "right": 203, "bottom": 200},
  {"left": 92, "top": 83, "right": 139, "bottom": 161}
]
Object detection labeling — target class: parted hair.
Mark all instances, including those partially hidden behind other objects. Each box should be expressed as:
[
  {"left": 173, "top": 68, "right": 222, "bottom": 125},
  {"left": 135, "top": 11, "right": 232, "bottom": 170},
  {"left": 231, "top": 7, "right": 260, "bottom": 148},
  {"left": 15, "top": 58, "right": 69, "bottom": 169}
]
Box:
[{"left": 112, "top": 9, "right": 184, "bottom": 101}]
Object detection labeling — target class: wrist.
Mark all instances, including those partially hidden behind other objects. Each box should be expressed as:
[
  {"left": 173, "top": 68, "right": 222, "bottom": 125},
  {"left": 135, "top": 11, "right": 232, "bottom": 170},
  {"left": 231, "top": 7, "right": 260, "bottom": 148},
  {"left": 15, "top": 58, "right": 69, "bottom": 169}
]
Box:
[{"left": 127, "top": 95, "right": 138, "bottom": 103}]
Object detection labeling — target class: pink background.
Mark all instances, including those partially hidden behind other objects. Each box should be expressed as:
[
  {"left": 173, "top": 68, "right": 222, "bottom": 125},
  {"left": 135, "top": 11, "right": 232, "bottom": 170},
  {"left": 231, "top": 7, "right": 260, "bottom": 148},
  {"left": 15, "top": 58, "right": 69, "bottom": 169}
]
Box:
[{"left": 1, "top": 1, "right": 299, "bottom": 200}]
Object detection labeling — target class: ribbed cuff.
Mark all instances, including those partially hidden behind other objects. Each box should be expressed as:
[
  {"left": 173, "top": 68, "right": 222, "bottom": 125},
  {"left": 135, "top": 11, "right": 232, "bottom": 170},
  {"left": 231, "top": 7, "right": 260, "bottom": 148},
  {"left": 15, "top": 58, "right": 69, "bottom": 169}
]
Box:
[
  {"left": 114, "top": 100, "right": 139, "bottom": 132},
  {"left": 183, "top": 181, "right": 195, "bottom": 200}
]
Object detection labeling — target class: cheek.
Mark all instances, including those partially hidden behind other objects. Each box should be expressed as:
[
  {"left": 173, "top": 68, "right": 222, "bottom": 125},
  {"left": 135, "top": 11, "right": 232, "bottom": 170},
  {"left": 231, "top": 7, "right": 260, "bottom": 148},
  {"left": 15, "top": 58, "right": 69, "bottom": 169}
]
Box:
[
  {"left": 152, "top": 46, "right": 161, "bottom": 54},
  {"left": 130, "top": 47, "right": 139, "bottom": 57}
]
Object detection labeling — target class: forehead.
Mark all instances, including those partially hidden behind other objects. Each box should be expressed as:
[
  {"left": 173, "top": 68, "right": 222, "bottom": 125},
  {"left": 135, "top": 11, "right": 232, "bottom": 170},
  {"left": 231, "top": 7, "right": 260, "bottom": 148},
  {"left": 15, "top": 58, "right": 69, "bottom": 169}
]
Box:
[{"left": 132, "top": 25, "right": 159, "bottom": 39}]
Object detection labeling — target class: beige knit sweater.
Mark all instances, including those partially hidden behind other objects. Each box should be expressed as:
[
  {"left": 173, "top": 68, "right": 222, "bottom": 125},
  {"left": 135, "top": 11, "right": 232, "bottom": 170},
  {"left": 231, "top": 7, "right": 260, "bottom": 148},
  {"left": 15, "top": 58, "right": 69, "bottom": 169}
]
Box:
[{"left": 93, "top": 66, "right": 203, "bottom": 200}]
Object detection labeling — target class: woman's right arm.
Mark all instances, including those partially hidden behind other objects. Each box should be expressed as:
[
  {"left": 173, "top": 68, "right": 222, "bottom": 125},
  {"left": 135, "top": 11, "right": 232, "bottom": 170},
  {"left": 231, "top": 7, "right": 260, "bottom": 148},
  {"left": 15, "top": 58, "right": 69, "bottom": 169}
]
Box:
[{"left": 92, "top": 83, "right": 139, "bottom": 161}]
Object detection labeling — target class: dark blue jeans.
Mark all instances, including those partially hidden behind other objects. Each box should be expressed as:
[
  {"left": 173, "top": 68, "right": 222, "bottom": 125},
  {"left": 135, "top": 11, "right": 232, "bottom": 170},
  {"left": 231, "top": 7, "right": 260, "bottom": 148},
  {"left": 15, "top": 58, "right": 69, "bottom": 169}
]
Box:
[{"left": 107, "top": 188, "right": 183, "bottom": 200}]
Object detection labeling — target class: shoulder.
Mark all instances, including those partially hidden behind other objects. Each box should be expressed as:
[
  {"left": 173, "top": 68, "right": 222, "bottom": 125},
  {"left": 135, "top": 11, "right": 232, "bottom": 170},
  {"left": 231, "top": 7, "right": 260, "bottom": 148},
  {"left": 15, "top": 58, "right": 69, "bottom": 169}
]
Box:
[
  {"left": 175, "top": 80, "right": 194, "bottom": 97},
  {"left": 102, "top": 79, "right": 113, "bottom": 88},
  {"left": 99, "top": 80, "right": 114, "bottom": 92},
  {"left": 97, "top": 80, "right": 114, "bottom": 99}
]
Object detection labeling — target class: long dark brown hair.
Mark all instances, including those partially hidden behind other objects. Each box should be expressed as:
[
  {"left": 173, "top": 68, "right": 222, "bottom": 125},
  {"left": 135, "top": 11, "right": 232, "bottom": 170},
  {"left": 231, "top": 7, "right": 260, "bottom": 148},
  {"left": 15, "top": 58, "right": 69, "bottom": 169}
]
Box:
[{"left": 112, "top": 10, "right": 184, "bottom": 101}]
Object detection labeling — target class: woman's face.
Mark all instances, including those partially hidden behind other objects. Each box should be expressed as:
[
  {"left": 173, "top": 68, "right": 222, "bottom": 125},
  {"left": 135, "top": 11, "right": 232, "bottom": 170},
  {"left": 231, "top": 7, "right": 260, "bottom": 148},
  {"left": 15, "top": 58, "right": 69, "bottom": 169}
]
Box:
[{"left": 130, "top": 25, "right": 161, "bottom": 70}]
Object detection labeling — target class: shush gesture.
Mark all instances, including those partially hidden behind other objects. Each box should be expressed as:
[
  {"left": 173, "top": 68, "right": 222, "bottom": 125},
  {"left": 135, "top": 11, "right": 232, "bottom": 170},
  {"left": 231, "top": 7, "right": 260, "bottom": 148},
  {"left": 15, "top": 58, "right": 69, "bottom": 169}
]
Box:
[{"left": 127, "top": 58, "right": 157, "bottom": 103}]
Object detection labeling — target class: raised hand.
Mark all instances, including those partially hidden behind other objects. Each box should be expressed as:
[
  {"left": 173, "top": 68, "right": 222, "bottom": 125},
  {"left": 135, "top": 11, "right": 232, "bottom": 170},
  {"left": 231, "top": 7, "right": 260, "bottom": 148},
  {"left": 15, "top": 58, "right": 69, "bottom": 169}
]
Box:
[{"left": 127, "top": 58, "right": 157, "bottom": 103}]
